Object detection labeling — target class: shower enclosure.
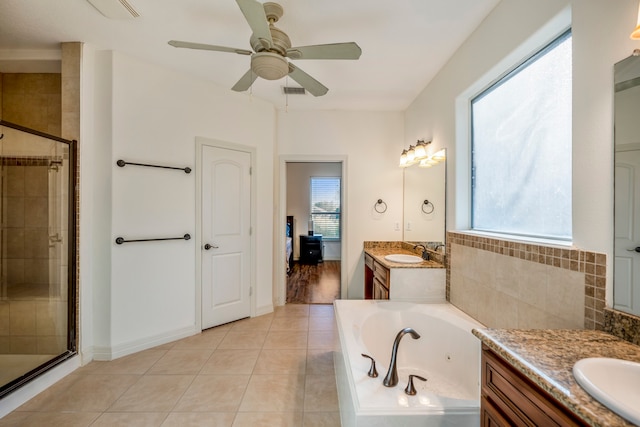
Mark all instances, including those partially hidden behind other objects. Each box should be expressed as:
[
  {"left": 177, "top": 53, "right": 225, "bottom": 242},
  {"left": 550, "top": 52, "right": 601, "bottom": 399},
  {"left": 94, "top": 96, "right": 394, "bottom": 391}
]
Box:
[{"left": 0, "top": 120, "right": 76, "bottom": 398}]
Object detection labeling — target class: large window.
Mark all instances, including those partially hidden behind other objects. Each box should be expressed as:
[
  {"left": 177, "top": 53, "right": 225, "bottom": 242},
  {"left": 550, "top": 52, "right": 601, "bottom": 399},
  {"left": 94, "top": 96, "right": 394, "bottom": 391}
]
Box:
[
  {"left": 471, "top": 30, "right": 572, "bottom": 241},
  {"left": 310, "top": 177, "right": 341, "bottom": 239}
]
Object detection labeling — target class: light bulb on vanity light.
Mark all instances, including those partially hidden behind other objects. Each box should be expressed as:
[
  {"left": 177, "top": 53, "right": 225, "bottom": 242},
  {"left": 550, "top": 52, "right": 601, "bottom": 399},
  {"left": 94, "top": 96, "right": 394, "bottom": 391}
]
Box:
[
  {"left": 632, "top": 2, "right": 640, "bottom": 39},
  {"left": 399, "top": 149, "right": 409, "bottom": 167},
  {"left": 414, "top": 140, "right": 428, "bottom": 160},
  {"left": 407, "top": 145, "right": 416, "bottom": 163}
]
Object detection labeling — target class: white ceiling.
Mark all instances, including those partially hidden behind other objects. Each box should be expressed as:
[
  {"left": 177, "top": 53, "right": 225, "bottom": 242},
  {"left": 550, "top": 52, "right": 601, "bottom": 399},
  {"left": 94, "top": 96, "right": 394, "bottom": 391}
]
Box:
[{"left": 0, "top": 0, "right": 500, "bottom": 111}]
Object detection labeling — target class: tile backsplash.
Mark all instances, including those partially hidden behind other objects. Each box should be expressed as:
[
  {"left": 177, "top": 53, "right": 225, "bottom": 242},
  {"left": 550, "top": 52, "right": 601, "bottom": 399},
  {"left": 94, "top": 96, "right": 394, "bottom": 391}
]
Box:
[{"left": 446, "top": 231, "right": 606, "bottom": 330}]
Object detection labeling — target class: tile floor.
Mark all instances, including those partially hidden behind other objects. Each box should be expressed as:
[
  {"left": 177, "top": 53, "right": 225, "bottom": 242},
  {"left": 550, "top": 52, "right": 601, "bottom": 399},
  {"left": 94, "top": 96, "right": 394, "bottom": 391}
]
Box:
[{"left": 0, "top": 304, "right": 341, "bottom": 427}]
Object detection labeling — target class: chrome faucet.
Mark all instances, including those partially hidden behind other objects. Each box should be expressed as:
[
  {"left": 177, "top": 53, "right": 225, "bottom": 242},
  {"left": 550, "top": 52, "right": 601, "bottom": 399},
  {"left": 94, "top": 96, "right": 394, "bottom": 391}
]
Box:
[
  {"left": 412, "top": 244, "right": 430, "bottom": 260},
  {"left": 383, "top": 327, "right": 421, "bottom": 387}
]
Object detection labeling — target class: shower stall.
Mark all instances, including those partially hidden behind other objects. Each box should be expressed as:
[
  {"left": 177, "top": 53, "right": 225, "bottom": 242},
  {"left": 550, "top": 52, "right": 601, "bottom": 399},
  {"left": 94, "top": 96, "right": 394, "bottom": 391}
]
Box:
[{"left": 0, "top": 120, "right": 76, "bottom": 398}]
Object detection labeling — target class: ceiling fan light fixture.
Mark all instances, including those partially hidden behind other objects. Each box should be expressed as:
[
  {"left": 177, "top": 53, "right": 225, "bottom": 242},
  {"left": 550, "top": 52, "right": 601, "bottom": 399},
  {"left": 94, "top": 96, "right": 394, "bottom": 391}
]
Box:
[
  {"left": 632, "top": 3, "right": 640, "bottom": 39},
  {"left": 251, "top": 52, "right": 289, "bottom": 80}
]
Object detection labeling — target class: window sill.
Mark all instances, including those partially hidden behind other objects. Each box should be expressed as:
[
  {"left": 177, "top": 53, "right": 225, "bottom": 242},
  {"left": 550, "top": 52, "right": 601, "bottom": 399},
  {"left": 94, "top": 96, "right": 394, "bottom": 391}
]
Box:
[{"left": 453, "top": 230, "right": 574, "bottom": 249}]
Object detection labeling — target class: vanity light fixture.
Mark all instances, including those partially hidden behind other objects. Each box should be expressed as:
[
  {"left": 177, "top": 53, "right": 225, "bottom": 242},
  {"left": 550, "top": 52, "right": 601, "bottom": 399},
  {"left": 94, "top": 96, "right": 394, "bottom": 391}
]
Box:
[
  {"left": 632, "top": 2, "right": 640, "bottom": 39},
  {"left": 399, "top": 140, "right": 440, "bottom": 168}
]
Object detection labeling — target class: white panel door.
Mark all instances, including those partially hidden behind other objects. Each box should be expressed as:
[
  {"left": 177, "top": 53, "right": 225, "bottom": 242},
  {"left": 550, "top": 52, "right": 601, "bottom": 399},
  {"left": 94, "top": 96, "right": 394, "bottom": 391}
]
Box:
[
  {"left": 615, "top": 150, "right": 640, "bottom": 315},
  {"left": 201, "top": 145, "right": 251, "bottom": 328}
]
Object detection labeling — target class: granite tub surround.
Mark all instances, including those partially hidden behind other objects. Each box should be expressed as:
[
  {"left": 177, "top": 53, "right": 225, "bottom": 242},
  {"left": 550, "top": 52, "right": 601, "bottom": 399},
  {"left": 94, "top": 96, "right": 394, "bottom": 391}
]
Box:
[
  {"left": 604, "top": 308, "right": 640, "bottom": 346},
  {"left": 447, "top": 232, "right": 606, "bottom": 330},
  {"left": 363, "top": 241, "right": 444, "bottom": 269},
  {"left": 474, "top": 328, "right": 640, "bottom": 427}
]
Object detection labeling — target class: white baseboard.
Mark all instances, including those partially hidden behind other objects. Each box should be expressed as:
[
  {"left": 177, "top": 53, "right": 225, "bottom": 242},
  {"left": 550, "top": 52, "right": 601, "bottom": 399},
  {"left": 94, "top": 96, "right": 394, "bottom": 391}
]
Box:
[
  {"left": 255, "top": 303, "right": 274, "bottom": 317},
  {"left": 92, "top": 325, "right": 198, "bottom": 361},
  {"left": 0, "top": 356, "right": 80, "bottom": 419}
]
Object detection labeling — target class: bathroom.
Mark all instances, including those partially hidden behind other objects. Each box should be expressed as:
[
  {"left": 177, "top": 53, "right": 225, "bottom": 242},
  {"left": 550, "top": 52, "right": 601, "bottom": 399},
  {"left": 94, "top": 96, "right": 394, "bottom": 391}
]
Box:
[{"left": 0, "top": 0, "right": 639, "bottom": 424}]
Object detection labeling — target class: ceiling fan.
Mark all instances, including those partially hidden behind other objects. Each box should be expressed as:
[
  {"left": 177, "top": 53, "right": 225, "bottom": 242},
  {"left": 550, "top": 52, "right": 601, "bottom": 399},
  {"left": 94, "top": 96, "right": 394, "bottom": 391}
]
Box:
[{"left": 168, "top": 0, "right": 362, "bottom": 96}]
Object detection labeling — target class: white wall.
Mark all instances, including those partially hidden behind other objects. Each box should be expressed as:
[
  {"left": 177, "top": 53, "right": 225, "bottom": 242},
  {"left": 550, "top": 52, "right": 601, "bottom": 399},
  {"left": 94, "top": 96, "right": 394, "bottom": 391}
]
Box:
[
  {"left": 405, "top": 0, "right": 640, "bottom": 306},
  {"left": 286, "top": 162, "right": 342, "bottom": 260},
  {"left": 81, "top": 50, "right": 275, "bottom": 359},
  {"left": 277, "top": 110, "right": 404, "bottom": 299}
]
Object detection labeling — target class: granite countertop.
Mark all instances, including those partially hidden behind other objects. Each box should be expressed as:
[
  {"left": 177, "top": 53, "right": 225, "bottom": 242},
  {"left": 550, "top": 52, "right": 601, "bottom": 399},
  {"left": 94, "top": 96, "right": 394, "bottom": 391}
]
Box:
[
  {"left": 364, "top": 247, "right": 444, "bottom": 269},
  {"left": 473, "top": 328, "right": 640, "bottom": 427}
]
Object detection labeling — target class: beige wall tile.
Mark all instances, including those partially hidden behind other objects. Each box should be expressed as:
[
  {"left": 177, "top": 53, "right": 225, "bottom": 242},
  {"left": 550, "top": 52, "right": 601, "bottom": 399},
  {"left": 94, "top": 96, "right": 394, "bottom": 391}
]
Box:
[
  {"left": 448, "top": 232, "right": 605, "bottom": 330},
  {"left": 10, "top": 300, "right": 36, "bottom": 335},
  {"left": 10, "top": 336, "right": 37, "bottom": 354},
  {"left": 0, "top": 302, "right": 9, "bottom": 336}
]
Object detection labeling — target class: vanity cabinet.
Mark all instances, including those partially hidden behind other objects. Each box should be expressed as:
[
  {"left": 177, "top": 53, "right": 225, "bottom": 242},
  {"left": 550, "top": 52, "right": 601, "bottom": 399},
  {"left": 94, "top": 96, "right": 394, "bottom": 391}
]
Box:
[
  {"left": 364, "top": 253, "right": 390, "bottom": 299},
  {"left": 481, "top": 345, "right": 588, "bottom": 427}
]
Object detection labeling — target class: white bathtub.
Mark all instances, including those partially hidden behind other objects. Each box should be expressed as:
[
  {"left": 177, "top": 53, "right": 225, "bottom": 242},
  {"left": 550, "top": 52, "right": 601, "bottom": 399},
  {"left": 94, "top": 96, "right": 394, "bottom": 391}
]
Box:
[{"left": 333, "top": 300, "right": 485, "bottom": 427}]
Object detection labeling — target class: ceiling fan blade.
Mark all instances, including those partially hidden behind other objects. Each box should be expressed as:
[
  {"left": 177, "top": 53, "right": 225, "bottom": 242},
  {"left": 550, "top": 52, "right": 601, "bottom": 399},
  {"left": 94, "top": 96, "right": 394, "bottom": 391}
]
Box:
[
  {"left": 168, "top": 40, "right": 252, "bottom": 55},
  {"left": 287, "top": 63, "right": 328, "bottom": 97},
  {"left": 235, "top": 0, "right": 273, "bottom": 50},
  {"left": 286, "top": 42, "right": 362, "bottom": 60},
  {"left": 231, "top": 69, "right": 259, "bottom": 92}
]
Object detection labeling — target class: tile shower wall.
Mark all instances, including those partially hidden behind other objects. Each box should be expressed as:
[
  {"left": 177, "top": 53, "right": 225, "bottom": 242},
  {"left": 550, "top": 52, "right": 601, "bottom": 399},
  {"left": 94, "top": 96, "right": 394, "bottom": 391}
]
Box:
[
  {"left": 1, "top": 73, "right": 61, "bottom": 136},
  {"left": 446, "top": 231, "right": 606, "bottom": 330},
  {"left": 1, "top": 73, "right": 66, "bottom": 355}
]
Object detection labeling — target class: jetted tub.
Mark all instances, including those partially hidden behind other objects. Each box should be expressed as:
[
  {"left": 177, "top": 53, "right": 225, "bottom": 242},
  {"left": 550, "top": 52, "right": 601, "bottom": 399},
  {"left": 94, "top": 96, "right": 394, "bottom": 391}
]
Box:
[{"left": 334, "top": 300, "right": 485, "bottom": 427}]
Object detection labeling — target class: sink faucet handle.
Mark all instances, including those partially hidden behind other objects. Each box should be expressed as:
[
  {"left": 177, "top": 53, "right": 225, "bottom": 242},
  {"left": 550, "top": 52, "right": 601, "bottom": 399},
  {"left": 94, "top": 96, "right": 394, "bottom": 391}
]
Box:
[
  {"left": 404, "top": 374, "right": 427, "bottom": 395},
  {"left": 361, "top": 353, "right": 379, "bottom": 378}
]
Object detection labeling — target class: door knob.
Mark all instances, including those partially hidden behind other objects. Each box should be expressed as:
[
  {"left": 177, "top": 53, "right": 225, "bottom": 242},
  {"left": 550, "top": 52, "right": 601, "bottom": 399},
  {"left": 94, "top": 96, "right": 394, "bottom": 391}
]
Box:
[
  {"left": 204, "top": 243, "right": 218, "bottom": 250},
  {"left": 626, "top": 247, "right": 640, "bottom": 252}
]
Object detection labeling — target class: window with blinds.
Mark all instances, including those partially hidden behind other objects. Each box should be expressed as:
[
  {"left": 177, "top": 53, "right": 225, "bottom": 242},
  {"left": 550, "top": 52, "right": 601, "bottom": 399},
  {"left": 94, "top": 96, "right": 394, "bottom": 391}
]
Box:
[{"left": 310, "top": 177, "right": 341, "bottom": 240}]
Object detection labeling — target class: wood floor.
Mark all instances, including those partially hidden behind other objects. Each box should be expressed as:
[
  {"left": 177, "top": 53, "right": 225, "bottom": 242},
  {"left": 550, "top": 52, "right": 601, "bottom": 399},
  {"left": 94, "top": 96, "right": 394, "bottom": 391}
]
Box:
[{"left": 286, "top": 261, "right": 340, "bottom": 304}]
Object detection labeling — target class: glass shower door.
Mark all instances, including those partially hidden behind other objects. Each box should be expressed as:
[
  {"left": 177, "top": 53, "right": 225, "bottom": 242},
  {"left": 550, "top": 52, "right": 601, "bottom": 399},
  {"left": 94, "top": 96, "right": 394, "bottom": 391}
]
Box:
[{"left": 0, "top": 121, "right": 76, "bottom": 397}]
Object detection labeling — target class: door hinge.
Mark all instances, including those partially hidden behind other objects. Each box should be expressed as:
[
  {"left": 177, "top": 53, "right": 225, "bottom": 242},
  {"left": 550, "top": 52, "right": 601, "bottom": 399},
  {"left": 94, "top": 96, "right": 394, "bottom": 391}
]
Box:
[
  {"left": 249, "top": 167, "right": 252, "bottom": 175},
  {"left": 250, "top": 287, "right": 253, "bottom": 296},
  {"left": 249, "top": 227, "right": 253, "bottom": 236}
]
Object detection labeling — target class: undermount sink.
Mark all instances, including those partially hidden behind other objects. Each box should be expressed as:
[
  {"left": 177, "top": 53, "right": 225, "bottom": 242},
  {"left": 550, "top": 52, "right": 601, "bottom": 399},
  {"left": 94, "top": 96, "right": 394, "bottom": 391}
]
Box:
[
  {"left": 384, "top": 254, "right": 423, "bottom": 264},
  {"left": 573, "top": 357, "right": 640, "bottom": 425}
]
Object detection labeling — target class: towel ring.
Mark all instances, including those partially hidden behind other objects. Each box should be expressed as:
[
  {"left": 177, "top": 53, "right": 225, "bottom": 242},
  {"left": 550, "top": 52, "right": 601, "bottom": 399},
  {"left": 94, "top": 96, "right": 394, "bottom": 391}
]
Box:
[
  {"left": 422, "top": 200, "right": 435, "bottom": 214},
  {"left": 375, "top": 199, "right": 387, "bottom": 213}
]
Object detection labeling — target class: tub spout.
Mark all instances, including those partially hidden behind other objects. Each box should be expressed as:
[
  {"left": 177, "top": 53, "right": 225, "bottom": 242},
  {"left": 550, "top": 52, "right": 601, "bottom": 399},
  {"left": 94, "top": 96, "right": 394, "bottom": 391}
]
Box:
[{"left": 383, "top": 327, "right": 421, "bottom": 387}]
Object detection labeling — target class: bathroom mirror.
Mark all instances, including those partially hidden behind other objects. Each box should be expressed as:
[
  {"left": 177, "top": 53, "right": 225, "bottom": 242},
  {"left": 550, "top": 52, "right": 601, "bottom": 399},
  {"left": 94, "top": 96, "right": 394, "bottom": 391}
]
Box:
[
  {"left": 614, "top": 52, "right": 640, "bottom": 316},
  {"left": 402, "top": 150, "right": 446, "bottom": 243}
]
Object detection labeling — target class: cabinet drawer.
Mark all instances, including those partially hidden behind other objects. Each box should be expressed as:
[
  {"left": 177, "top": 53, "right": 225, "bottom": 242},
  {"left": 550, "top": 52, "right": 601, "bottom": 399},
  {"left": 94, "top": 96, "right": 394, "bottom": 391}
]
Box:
[
  {"left": 481, "top": 346, "right": 587, "bottom": 427},
  {"left": 364, "top": 253, "right": 374, "bottom": 269},
  {"left": 373, "top": 260, "right": 389, "bottom": 285}
]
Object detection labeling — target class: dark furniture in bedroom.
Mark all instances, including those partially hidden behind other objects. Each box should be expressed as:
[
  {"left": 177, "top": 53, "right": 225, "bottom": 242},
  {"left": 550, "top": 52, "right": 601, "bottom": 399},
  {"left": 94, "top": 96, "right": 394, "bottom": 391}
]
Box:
[
  {"left": 286, "top": 216, "right": 294, "bottom": 274},
  {"left": 299, "top": 234, "right": 323, "bottom": 265}
]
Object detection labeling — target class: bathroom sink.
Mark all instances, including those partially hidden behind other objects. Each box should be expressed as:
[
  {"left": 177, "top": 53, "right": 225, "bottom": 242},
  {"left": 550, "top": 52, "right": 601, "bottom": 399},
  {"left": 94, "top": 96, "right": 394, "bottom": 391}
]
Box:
[
  {"left": 573, "top": 357, "right": 640, "bottom": 425},
  {"left": 384, "top": 254, "right": 423, "bottom": 264}
]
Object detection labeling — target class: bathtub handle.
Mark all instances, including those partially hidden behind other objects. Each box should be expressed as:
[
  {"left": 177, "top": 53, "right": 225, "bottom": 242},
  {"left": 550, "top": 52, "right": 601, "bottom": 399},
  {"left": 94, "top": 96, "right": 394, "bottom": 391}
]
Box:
[
  {"left": 404, "top": 374, "right": 427, "bottom": 395},
  {"left": 360, "top": 354, "right": 379, "bottom": 378}
]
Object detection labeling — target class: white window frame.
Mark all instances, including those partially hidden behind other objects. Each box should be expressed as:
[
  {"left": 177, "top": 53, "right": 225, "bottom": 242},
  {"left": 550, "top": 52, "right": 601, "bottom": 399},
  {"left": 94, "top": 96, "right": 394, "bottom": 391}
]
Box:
[
  {"left": 453, "top": 8, "right": 573, "bottom": 246},
  {"left": 470, "top": 29, "right": 572, "bottom": 242},
  {"left": 310, "top": 176, "right": 341, "bottom": 240}
]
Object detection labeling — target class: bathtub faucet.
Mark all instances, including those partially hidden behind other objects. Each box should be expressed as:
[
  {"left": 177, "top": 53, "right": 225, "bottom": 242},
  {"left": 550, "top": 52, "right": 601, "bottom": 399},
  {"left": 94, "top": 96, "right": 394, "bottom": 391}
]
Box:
[{"left": 383, "top": 327, "right": 421, "bottom": 387}]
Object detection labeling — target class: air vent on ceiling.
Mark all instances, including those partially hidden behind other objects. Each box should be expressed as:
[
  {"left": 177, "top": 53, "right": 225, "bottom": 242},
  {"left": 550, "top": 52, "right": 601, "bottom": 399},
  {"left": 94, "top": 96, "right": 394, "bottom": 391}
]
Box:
[
  {"left": 87, "top": 0, "right": 140, "bottom": 19},
  {"left": 282, "top": 86, "right": 306, "bottom": 95}
]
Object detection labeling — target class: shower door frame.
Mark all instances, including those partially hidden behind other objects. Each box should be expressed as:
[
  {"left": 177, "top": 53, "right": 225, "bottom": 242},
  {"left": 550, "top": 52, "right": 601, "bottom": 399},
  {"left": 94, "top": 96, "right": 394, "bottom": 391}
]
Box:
[{"left": 0, "top": 120, "right": 77, "bottom": 398}]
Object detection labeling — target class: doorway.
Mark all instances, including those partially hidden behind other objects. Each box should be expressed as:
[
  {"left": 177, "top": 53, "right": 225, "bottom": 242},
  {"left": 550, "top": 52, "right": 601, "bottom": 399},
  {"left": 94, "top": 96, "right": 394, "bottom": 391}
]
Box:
[
  {"left": 278, "top": 157, "right": 347, "bottom": 306},
  {"left": 196, "top": 138, "right": 255, "bottom": 330},
  {"left": 0, "top": 120, "right": 77, "bottom": 398}
]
